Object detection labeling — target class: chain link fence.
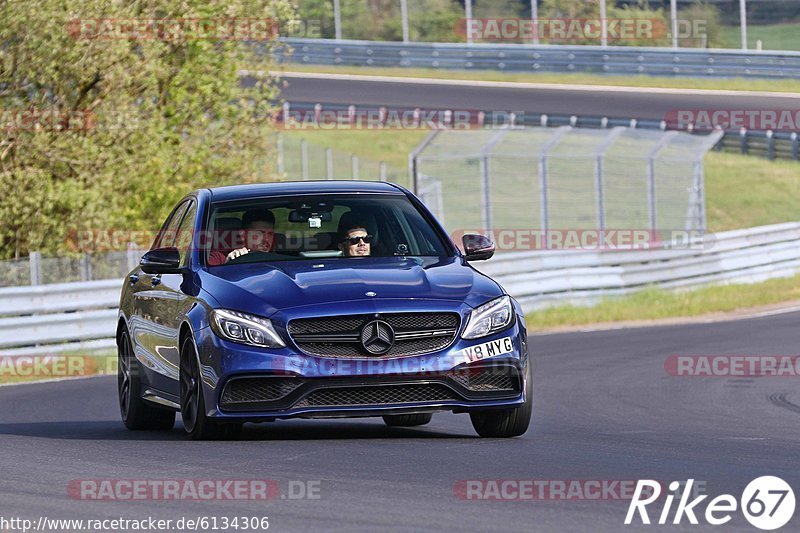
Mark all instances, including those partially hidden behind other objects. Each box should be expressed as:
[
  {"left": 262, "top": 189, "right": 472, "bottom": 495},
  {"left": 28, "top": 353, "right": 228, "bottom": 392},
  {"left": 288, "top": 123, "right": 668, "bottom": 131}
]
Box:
[
  {"left": 410, "top": 125, "right": 723, "bottom": 243},
  {"left": 0, "top": 249, "right": 145, "bottom": 288},
  {"left": 277, "top": 133, "right": 409, "bottom": 188}
]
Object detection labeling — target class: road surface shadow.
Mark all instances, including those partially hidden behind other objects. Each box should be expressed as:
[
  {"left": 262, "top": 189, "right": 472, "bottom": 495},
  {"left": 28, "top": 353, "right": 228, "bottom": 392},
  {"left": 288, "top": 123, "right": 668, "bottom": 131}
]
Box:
[{"left": 0, "top": 419, "right": 478, "bottom": 441}]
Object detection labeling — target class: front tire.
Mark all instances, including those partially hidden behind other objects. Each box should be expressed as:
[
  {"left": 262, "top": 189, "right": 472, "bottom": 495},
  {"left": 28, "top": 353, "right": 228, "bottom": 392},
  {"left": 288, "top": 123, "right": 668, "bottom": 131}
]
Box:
[
  {"left": 470, "top": 363, "right": 532, "bottom": 438},
  {"left": 180, "top": 336, "right": 220, "bottom": 440},
  {"left": 382, "top": 413, "right": 433, "bottom": 427},
  {"left": 118, "top": 329, "right": 176, "bottom": 431},
  {"left": 179, "top": 336, "right": 243, "bottom": 440}
]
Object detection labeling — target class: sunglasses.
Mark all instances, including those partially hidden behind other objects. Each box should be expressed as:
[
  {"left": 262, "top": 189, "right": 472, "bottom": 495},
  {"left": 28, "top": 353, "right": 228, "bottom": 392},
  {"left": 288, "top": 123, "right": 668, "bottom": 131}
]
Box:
[{"left": 343, "top": 235, "right": 373, "bottom": 245}]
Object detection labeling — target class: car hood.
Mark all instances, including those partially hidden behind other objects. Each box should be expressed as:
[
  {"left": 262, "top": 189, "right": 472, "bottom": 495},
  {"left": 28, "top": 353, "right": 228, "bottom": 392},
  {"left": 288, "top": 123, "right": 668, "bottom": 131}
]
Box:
[{"left": 200, "top": 256, "right": 502, "bottom": 317}]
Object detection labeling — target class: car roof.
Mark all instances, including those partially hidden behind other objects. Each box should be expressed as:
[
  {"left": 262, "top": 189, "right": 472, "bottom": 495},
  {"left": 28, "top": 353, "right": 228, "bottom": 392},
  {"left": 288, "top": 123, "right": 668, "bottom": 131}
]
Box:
[{"left": 206, "top": 180, "right": 406, "bottom": 202}]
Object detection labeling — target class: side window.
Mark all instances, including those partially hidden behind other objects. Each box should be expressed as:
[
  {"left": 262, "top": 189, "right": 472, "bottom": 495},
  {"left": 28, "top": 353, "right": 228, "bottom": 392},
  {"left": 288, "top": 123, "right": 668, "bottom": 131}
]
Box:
[
  {"left": 391, "top": 205, "right": 441, "bottom": 256},
  {"left": 152, "top": 201, "right": 190, "bottom": 250},
  {"left": 175, "top": 202, "right": 197, "bottom": 266}
]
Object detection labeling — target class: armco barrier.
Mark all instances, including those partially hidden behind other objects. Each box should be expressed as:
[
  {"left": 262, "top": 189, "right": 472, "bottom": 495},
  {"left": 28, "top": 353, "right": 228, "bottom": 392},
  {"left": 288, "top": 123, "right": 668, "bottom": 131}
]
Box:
[
  {"left": 2, "top": 221, "right": 800, "bottom": 353},
  {"left": 0, "top": 280, "right": 120, "bottom": 356},
  {"left": 280, "top": 38, "right": 800, "bottom": 79},
  {"left": 0, "top": 279, "right": 120, "bottom": 316},
  {"left": 476, "top": 222, "right": 800, "bottom": 310}
]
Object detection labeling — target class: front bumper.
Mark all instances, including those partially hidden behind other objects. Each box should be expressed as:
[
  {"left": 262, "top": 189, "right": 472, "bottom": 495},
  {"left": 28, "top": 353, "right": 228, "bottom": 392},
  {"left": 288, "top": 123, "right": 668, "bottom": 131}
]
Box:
[{"left": 192, "top": 312, "right": 529, "bottom": 422}]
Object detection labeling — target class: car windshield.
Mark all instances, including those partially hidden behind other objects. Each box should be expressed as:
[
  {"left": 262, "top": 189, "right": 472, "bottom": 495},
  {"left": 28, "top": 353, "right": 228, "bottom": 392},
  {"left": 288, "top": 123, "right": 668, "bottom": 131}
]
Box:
[{"left": 205, "top": 193, "right": 450, "bottom": 265}]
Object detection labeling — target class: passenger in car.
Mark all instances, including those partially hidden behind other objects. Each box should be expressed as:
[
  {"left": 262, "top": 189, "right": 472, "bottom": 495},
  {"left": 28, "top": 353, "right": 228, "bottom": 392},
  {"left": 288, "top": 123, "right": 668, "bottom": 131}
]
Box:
[
  {"left": 338, "top": 225, "right": 372, "bottom": 257},
  {"left": 208, "top": 210, "right": 275, "bottom": 265}
]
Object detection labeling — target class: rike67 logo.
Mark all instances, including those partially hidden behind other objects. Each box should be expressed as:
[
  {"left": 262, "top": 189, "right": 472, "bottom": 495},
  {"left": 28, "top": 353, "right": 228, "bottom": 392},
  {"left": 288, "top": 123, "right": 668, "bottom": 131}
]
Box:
[{"left": 625, "top": 477, "right": 795, "bottom": 530}]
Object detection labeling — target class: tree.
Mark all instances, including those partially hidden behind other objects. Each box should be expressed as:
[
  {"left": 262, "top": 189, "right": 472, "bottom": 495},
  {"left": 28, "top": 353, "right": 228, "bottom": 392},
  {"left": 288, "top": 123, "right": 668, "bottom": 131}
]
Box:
[{"left": 0, "top": 0, "right": 295, "bottom": 259}]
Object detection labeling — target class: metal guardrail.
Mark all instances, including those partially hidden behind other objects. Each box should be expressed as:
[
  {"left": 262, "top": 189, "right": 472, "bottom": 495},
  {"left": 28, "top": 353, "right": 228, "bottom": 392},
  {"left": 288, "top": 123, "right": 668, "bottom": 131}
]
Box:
[
  {"left": 477, "top": 222, "right": 800, "bottom": 311},
  {"left": 281, "top": 38, "right": 800, "bottom": 79},
  {"left": 0, "top": 309, "right": 117, "bottom": 351},
  {"left": 3, "top": 222, "right": 800, "bottom": 352},
  {"left": 283, "top": 101, "right": 800, "bottom": 162},
  {"left": 0, "top": 278, "right": 120, "bottom": 355},
  {"left": 0, "top": 279, "right": 119, "bottom": 316}
]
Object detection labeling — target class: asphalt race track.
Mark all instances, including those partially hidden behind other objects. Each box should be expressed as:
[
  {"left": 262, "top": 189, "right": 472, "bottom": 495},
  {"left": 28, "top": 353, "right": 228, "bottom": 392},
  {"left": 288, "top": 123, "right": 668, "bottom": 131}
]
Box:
[
  {"left": 276, "top": 73, "right": 800, "bottom": 120},
  {"left": 2, "top": 312, "right": 799, "bottom": 532}
]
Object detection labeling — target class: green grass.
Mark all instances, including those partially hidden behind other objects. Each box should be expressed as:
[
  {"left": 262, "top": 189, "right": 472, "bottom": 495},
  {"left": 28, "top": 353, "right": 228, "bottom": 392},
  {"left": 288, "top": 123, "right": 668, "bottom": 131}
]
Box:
[
  {"left": 525, "top": 274, "right": 800, "bottom": 329},
  {"left": 720, "top": 23, "right": 800, "bottom": 52},
  {"left": 280, "top": 130, "right": 426, "bottom": 169},
  {"left": 705, "top": 151, "right": 800, "bottom": 231},
  {"left": 279, "top": 63, "right": 800, "bottom": 93}
]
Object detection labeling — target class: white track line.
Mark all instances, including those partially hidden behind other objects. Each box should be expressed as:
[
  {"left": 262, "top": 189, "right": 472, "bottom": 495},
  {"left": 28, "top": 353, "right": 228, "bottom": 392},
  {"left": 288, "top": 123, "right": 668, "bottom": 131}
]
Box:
[{"left": 273, "top": 70, "right": 800, "bottom": 99}]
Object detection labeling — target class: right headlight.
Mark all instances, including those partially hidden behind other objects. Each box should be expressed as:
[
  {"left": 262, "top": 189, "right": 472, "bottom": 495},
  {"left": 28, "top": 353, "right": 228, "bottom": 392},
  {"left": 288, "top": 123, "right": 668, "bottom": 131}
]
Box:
[
  {"left": 211, "top": 309, "right": 285, "bottom": 348},
  {"left": 462, "top": 295, "right": 514, "bottom": 340}
]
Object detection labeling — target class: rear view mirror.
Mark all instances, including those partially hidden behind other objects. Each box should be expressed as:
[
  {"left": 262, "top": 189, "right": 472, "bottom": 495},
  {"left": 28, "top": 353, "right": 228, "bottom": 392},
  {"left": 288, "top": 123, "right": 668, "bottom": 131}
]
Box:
[
  {"left": 140, "top": 247, "right": 183, "bottom": 274},
  {"left": 462, "top": 234, "right": 495, "bottom": 261},
  {"left": 288, "top": 210, "right": 333, "bottom": 223}
]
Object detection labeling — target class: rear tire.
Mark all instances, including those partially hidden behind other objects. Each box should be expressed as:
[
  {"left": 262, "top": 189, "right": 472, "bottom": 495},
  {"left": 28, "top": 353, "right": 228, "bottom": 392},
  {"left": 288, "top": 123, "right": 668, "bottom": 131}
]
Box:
[
  {"left": 118, "top": 329, "right": 176, "bottom": 431},
  {"left": 382, "top": 413, "right": 433, "bottom": 427},
  {"left": 470, "top": 363, "right": 532, "bottom": 438}
]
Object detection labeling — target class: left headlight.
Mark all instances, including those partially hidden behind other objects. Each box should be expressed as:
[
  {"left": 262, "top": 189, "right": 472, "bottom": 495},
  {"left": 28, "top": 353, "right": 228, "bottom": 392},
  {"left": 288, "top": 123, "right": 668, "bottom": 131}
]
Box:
[
  {"left": 211, "top": 309, "right": 286, "bottom": 348},
  {"left": 462, "top": 295, "right": 514, "bottom": 340}
]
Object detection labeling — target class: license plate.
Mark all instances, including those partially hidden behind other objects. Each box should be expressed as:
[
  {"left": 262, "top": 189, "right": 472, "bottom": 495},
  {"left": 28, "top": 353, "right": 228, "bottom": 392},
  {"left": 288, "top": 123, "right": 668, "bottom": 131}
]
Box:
[{"left": 458, "top": 336, "right": 514, "bottom": 365}]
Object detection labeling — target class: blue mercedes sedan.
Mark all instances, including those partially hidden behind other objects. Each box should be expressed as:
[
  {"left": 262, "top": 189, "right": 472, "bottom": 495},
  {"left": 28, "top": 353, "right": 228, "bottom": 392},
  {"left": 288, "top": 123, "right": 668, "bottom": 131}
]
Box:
[{"left": 117, "top": 181, "right": 531, "bottom": 439}]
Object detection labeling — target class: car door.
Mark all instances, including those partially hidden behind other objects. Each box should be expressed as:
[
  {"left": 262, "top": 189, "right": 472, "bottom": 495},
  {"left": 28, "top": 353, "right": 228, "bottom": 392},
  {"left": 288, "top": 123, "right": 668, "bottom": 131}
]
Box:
[
  {"left": 154, "top": 200, "right": 199, "bottom": 397},
  {"left": 130, "top": 200, "right": 191, "bottom": 394}
]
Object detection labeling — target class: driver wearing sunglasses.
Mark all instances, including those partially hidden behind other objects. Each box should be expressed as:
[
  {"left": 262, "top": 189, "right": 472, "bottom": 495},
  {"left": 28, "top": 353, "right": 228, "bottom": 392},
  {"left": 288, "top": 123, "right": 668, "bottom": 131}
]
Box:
[{"left": 338, "top": 225, "right": 372, "bottom": 257}]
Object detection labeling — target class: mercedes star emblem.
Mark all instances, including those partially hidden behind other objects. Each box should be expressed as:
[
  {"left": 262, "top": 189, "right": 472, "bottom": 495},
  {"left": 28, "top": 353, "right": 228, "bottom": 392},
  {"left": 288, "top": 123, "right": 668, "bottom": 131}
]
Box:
[{"left": 360, "top": 320, "right": 395, "bottom": 355}]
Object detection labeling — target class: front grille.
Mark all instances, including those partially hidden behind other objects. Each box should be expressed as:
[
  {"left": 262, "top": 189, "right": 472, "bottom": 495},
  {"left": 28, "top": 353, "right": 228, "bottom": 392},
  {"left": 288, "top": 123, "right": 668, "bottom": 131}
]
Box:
[
  {"left": 449, "top": 368, "right": 519, "bottom": 393},
  {"left": 220, "top": 377, "right": 303, "bottom": 406},
  {"left": 219, "top": 377, "right": 463, "bottom": 412},
  {"left": 218, "top": 372, "right": 520, "bottom": 413},
  {"left": 293, "top": 384, "right": 456, "bottom": 408},
  {"left": 288, "top": 312, "right": 460, "bottom": 358},
  {"left": 288, "top": 317, "right": 364, "bottom": 335}
]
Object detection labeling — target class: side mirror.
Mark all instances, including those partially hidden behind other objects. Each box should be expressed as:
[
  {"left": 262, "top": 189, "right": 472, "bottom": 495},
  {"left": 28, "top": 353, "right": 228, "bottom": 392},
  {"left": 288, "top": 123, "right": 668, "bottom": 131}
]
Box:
[
  {"left": 462, "top": 234, "right": 495, "bottom": 261},
  {"left": 140, "top": 247, "right": 183, "bottom": 274}
]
